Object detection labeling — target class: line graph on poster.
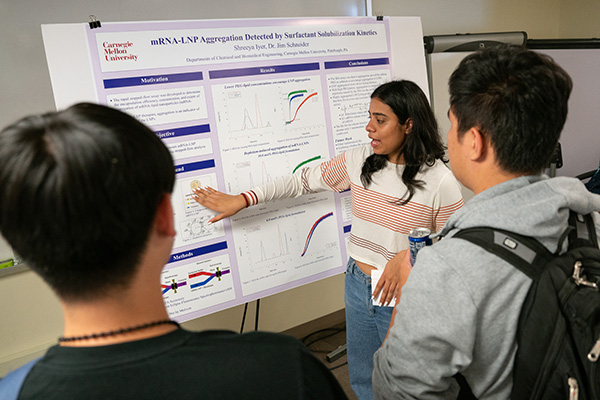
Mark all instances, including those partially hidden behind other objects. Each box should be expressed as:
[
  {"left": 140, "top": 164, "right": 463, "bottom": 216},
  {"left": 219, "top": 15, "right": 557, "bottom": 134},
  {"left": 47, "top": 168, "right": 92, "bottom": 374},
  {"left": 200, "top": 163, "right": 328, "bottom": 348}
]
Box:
[
  {"left": 212, "top": 76, "right": 327, "bottom": 147},
  {"left": 225, "top": 153, "right": 325, "bottom": 194},
  {"left": 230, "top": 193, "right": 342, "bottom": 296}
]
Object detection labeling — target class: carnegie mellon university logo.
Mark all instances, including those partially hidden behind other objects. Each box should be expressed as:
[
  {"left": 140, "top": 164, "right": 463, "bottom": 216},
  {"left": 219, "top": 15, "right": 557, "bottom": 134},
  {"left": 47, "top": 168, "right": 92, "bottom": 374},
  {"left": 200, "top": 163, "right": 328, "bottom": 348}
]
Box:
[{"left": 103, "top": 41, "right": 138, "bottom": 62}]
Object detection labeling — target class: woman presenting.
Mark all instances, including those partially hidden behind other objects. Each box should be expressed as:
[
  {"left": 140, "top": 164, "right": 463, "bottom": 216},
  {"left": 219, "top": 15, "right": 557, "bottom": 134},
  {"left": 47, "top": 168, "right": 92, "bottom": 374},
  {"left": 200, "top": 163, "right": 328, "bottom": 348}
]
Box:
[{"left": 193, "top": 80, "right": 464, "bottom": 400}]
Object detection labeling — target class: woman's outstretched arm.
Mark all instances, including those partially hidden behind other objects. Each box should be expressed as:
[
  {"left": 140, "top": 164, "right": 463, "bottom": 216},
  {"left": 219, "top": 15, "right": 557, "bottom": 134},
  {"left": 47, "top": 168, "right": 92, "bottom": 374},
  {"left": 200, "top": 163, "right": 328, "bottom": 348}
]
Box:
[{"left": 192, "top": 186, "right": 247, "bottom": 223}]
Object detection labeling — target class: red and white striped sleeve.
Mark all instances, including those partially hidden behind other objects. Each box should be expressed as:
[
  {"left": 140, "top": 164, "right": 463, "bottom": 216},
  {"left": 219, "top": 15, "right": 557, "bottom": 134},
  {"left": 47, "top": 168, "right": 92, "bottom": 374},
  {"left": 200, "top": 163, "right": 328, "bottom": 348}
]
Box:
[{"left": 243, "top": 152, "right": 352, "bottom": 205}]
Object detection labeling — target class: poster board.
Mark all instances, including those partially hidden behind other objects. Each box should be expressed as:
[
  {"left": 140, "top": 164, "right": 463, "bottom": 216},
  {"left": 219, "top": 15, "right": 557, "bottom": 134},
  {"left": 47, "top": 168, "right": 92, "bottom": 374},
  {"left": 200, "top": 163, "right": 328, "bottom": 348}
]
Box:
[{"left": 41, "top": 16, "right": 428, "bottom": 322}]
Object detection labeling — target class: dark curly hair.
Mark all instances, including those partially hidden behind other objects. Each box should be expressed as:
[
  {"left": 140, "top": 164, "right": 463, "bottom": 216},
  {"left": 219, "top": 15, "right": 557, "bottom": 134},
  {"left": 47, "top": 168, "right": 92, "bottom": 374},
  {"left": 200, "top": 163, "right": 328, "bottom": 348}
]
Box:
[{"left": 360, "top": 80, "right": 446, "bottom": 204}]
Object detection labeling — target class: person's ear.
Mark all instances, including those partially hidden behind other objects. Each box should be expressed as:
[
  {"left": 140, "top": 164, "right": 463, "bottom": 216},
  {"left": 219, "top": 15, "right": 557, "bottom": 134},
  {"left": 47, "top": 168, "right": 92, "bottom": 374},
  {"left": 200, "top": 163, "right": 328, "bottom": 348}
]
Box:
[
  {"left": 404, "top": 118, "right": 413, "bottom": 134},
  {"left": 469, "top": 127, "right": 487, "bottom": 161},
  {"left": 154, "top": 193, "right": 176, "bottom": 237}
]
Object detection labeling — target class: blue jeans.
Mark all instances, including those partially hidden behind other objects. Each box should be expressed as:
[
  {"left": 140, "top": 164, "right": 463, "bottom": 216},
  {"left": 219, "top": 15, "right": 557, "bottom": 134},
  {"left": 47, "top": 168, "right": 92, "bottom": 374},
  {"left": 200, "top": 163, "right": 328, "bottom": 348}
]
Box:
[{"left": 344, "top": 258, "right": 393, "bottom": 400}]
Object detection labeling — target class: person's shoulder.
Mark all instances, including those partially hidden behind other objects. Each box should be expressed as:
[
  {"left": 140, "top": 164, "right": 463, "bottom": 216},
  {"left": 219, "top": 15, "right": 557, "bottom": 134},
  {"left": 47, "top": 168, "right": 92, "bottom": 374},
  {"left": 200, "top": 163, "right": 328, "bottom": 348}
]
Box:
[
  {"left": 419, "top": 160, "right": 461, "bottom": 188},
  {"left": 421, "top": 159, "right": 453, "bottom": 176},
  {"left": 186, "top": 330, "right": 347, "bottom": 398},
  {"left": 238, "top": 331, "right": 307, "bottom": 349},
  {"left": 344, "top": 144, "right": 372, "bottom": 161},
  {"left": 420, "top": 227, "right": 529, "bottom": 289},
  {"left": 188, "top": 329, "right": 305, "bottom": 350}
]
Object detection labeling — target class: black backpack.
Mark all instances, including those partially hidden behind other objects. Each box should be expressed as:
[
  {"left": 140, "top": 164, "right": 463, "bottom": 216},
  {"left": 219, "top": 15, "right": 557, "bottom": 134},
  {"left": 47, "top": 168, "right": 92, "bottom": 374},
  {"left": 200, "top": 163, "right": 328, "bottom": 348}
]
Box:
[{"left": 453, "top": 211, "right": 600, "bottom": 400}]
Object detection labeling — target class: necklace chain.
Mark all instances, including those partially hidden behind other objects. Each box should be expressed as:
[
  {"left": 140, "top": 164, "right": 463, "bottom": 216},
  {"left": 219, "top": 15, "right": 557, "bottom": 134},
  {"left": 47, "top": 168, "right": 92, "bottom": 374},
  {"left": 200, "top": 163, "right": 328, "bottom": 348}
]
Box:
[{"left": 58, "top": 320, "right": 180, "bottom": 343}]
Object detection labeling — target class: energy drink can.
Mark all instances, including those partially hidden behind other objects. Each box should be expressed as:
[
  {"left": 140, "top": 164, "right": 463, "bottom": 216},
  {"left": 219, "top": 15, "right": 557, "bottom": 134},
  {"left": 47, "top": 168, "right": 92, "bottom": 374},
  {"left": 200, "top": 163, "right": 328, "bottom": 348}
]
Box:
[{"left": 408, "top": 228, "right": 432, "bottom": 266}]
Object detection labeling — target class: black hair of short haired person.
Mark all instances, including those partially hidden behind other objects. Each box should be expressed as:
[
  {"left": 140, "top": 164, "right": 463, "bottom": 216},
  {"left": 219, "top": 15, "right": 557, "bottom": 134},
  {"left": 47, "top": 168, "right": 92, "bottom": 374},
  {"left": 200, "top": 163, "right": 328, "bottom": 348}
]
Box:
[
  {"left": 0, "top": 103, "right": 175, "bottom": 301},
  {"left": 449, "top": 44, "right": 573, "bottom": 174},
  {"left": 360, "top": 80, "right": 446, "bottom": 204}
]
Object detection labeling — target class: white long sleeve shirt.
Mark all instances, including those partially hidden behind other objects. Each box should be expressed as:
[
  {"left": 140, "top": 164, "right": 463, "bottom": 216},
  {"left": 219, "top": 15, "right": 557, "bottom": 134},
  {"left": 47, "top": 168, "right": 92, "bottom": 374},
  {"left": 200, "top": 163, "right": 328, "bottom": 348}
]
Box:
[{"left": 243, "top": 145, "right": 464, "bottom": 270}]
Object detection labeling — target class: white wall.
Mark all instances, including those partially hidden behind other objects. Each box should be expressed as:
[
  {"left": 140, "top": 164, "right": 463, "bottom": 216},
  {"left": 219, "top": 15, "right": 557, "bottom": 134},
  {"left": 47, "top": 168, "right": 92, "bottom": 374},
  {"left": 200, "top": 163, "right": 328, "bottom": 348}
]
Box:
[
  {"left": 373, "top": 0, "right": 599, "bottom": 39},
  {"left": 372, "top": 0, "right": 561, "bottom": 37},
  {"left": 559, "top": 0, "right": 600, "bottom": 38}
]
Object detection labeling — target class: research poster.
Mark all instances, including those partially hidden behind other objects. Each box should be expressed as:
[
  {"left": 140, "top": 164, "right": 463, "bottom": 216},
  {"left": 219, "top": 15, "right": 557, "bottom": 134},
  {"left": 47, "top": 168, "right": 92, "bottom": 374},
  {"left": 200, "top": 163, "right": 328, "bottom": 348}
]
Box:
[{"left": 42, "top": 16, "right": 428, "bottom": 322}]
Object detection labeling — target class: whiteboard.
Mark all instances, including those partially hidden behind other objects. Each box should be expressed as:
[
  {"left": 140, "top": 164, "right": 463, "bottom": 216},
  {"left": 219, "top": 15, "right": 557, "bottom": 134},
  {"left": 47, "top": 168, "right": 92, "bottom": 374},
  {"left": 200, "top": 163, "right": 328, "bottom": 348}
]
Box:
[
  {"left": 41, "top": 16, "right": 428, "bottom": 322},
  {"left": 429, "top": 45, "right": 600, "bottom": 180},
  {"left": 536, "top": 48, "right": 600, "bottom": 178}
]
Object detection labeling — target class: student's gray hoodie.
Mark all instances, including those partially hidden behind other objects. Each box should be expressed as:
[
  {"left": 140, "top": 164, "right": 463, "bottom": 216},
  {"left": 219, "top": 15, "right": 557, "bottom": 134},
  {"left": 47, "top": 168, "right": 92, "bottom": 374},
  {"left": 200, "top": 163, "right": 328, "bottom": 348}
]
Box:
[{"left": 373, "top": 175, "right": 600, "bottom": 400}]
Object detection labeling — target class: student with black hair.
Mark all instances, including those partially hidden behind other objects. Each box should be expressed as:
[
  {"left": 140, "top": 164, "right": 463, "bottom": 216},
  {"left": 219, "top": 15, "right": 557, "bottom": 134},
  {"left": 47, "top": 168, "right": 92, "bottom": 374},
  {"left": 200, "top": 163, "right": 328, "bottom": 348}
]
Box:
[
  {"left": 373, "top": 45, "right": 600, "bottom": 399},
  {"left": 193, "top": 80, "right": 464, "bottom": 400},
  {"left": 0, "top": 103, "right": 348, "bottom": 400}
]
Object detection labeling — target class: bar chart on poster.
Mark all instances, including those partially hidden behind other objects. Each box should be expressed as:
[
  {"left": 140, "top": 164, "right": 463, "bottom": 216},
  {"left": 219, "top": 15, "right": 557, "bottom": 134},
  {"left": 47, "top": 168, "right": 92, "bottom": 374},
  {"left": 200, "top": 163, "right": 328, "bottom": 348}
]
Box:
[{"left": 41, "top": 16, "right": 428, "bottom": 322}]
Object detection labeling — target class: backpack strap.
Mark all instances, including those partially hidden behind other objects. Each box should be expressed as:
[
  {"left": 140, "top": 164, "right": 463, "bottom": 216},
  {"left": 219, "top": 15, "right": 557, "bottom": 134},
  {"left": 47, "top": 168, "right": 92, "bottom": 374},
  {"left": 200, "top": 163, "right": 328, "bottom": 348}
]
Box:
[
  {"left": 452, "top": 227, "right": 552, "bottom": 280},
  {"left": 451, "top": 211, "right": 597, "bottom": 278},
  {"left": 568, "top": 211, "right": 599, "bottom": 249},
  {"left": 0, "top": 357, "right": 40, "bottom": 400},
  {"left": 454, "top": 372, "right": 478, "bottom": 400},
  {"left": 450, "top": 227, "right": 553, "bottom": 400}
]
